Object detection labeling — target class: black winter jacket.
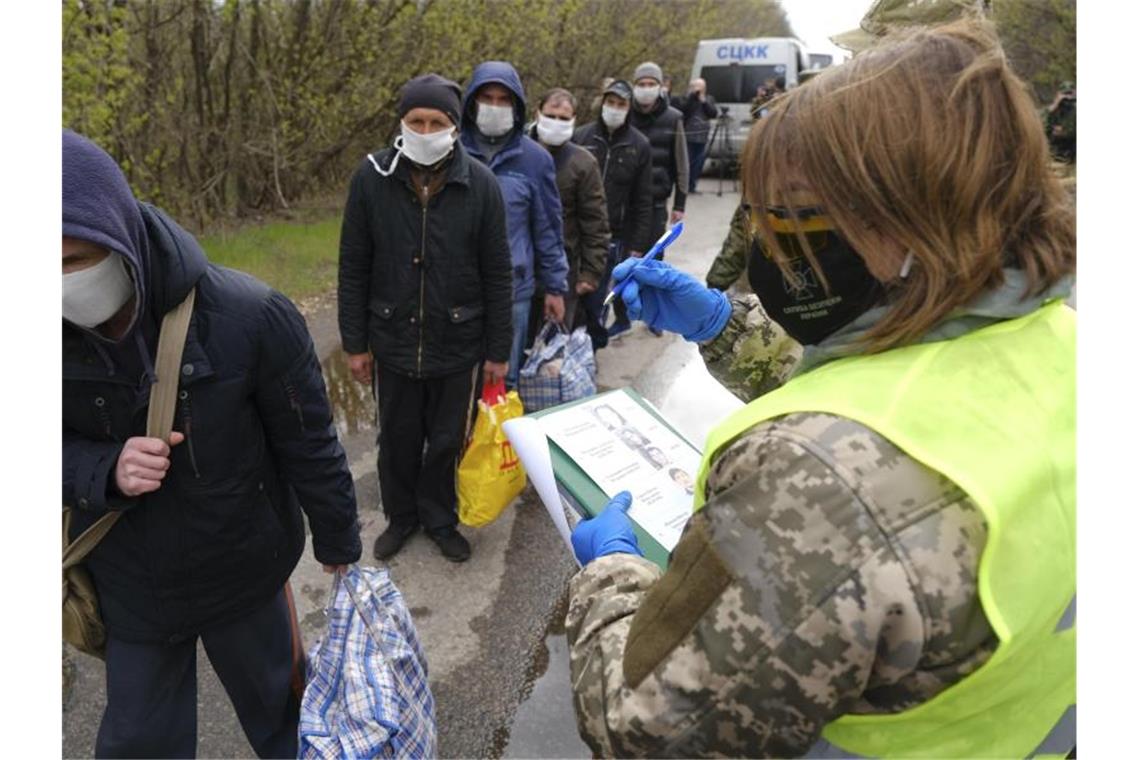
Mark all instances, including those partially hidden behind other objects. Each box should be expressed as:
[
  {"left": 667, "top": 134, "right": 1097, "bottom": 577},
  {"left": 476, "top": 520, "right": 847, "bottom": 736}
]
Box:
[
  {"left": 337, "top": 144, "right": 513, "bottom": 377},
  {"left": 572, "top": 120, "right": 654, "bottom": 254},
  {"left": 63, "top": 201, "right": 361, "bottom": 644},
  {"left": 630, "top": 95, "right": 689, "bottom": 211}
]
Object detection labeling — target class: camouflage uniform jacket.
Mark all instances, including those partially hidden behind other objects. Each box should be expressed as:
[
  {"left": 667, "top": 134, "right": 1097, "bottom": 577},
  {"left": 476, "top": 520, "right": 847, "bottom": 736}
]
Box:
[
  {"left": 565, "top": 270, "right": 1074, "bottom": 757},
  {"left": 704, "top": 204, "right": 751, "bottom": 292}
]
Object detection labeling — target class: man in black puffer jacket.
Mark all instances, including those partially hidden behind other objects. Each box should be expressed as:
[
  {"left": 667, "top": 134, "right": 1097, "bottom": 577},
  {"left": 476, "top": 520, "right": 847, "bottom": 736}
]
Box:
[
  {"left": 572, "top": 79, "right": 654, "bottom": 346},
  {"left": 62, "top": 130, "right": 361, "bottom": 758},
  {"left": 630, "top": 62, "right": 689, "bottom": 246},
  {"left": 338, "top": 74, "right": 513, "bottom": 563}
]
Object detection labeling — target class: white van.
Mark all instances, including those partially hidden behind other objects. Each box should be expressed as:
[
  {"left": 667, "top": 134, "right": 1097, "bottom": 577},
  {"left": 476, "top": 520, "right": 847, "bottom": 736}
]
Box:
[{"left": 689, "top": 37, "right": 810, "bottom": 161}]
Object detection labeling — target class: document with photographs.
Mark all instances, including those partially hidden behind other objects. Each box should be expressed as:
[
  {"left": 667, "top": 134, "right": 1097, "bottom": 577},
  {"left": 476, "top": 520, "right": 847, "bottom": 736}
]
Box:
[{"left": 537, "top": 389, "right": 702, "bottom": 552}]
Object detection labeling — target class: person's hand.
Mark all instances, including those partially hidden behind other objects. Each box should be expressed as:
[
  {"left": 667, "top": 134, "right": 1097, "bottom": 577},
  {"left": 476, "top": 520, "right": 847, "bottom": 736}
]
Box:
[
  {"left": 571, "top": 491, "right": 642, "bottom": 565},
  {"left": 544, "top": 293, "right": 566, "bottom": 324},
  {"left": 670, "top": 209, "right": 685, "bottom": 224},
  {"left": 347, "top": 352, "right": 373, "bottom": 384},
  {"left": 483, "top": 360, "right": 508, "bottom": 387},
  {"left": 322, "top": 564, "right": 349, "bottom": 575},
  {"left": 612, "top": 257, "right": 731, "bottom": 342},
  {"left": 575, "top": 279, "right": 597, "bottom": 296},
  {"left": 114, "top": 433, "right": 185, "bottom": 497}
]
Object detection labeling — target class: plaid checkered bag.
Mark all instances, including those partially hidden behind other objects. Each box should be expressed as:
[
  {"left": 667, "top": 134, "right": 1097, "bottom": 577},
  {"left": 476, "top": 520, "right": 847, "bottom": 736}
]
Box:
[
  {"left": 299, "top": 565, "right": 436, "bottom": 759},
  {"left": 518, "top": 321, "right": 597, "bottom": 412}
]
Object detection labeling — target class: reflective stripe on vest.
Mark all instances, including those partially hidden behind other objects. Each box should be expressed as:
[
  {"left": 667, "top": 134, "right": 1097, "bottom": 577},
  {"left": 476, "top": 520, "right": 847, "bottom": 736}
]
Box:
[{"left": 695, "top": 301, "right": 1076, "bottom": 758}]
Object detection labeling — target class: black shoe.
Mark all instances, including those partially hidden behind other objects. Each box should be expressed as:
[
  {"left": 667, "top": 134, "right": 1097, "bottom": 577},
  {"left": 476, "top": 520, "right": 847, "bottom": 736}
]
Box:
[
  {"left": 430, "top": 528, "right": 471, "bottom": 563},
  {"left": 373, "top": 522, "right": 417, "bottom": 561}
]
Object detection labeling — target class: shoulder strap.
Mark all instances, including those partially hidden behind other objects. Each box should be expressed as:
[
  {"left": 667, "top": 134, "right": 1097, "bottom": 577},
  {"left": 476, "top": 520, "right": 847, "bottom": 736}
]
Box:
[{"left": 64, "top": 288, "right": 197, "bottom": 565}]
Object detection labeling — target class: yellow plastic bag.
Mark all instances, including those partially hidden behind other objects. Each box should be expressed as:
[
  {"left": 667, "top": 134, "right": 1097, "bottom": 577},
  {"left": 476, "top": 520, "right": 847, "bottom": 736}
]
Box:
[{"left": 458, "top": 382, "right": 527, "bottom": 527}]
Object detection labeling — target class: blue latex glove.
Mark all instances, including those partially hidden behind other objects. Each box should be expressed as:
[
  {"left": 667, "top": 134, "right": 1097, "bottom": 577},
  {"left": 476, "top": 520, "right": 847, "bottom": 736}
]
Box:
[
  {"left": 571, "top": 491, "right": 643, "bottom": 565},
  {"left": 612, "top": 258, "right": 731, "bottom": 342}
]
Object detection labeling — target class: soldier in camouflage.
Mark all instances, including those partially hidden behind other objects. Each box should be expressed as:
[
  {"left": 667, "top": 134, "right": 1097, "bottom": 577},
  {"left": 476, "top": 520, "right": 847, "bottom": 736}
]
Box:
[
  {"left": 704, "top": 204, "right": 750, "bottom": 292},
  {"left": 565, "top": 17, "right": 1076, "bottom": 758}
]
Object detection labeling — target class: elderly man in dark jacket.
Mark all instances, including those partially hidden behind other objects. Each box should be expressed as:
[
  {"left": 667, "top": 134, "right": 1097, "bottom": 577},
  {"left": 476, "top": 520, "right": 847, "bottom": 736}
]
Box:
[
  {"left": 338, "top": 74, "right": 513, "bottom": 563},
  {"left": 527, "top": 87, "right": 610, "bottom": 344},
  {"left": 62, "top": 130, "right": 361, "bottom": 758},
  {"left": 573, "top": 79, "right": 654, "bottom": 346}
]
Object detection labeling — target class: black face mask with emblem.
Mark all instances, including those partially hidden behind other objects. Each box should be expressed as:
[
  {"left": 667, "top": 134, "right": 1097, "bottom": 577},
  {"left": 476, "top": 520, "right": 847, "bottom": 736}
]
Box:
[{"left": 747, "top": 206, "right": 886, "bottom": 346}]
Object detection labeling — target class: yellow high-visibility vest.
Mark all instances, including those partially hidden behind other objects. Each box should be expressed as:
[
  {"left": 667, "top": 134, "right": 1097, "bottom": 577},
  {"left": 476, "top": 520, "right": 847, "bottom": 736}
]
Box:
[{"left": 695, "top": 301, "right": 1075, "bottom": 758}]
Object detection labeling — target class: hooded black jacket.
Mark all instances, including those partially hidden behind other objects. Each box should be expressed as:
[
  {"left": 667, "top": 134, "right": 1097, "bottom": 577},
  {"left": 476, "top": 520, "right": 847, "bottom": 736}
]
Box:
[
  {"left": 337, "top": 142, "right": 513, "bottom": 376},
  {"left": 62, "top": 130, "right": 361, "bottom": 644},
  {"left": 572, "top": 119, "right": 654, "bottom": 253}
]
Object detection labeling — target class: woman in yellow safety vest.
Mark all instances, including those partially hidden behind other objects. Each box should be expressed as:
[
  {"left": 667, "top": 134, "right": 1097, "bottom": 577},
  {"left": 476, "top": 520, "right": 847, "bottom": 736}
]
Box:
[{"left": 565, "top": 18, "right": 1075, "bottom": 759}]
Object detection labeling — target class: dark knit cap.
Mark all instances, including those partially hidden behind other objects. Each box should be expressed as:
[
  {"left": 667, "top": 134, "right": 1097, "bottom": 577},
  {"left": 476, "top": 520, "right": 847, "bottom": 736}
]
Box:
[{"left": 398, "top": 74, "right": 463, "bottom": 126}]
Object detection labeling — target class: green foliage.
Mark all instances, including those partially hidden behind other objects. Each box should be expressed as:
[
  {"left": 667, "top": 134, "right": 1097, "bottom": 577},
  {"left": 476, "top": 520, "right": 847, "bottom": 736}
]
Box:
[
  {"left": 200, "top": 214, "right": 342, "bottom": 300},
  {"left": 991, "top": 0, "right": 1076, "bottom": 103},
  {"left": 62, "top": 0, "right": 790, "bottom": 229}
]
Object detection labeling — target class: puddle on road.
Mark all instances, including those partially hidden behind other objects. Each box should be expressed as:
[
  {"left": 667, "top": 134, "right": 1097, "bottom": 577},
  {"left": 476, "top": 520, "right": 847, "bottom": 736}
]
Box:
[
  {"left": 499, "top": 591, "right": 590, "bottom": 759},
  {"left": 320, "top": 350, "right": 377, "bottom": 438}
]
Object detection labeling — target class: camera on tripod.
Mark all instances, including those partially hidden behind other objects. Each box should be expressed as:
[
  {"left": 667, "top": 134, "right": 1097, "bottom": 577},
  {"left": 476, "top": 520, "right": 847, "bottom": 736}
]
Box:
[{"left": 718, "top": 104, "right": 730, "bottom": 117}]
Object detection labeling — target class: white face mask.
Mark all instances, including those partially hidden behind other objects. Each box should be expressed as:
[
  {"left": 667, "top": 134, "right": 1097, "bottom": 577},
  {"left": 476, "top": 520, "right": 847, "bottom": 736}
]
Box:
[
  {"left": 400, "top": 122, "right": 457, "bottom": 166},
  {"left": 536, "top": 115, "right": 575, "bottom": 146},
  {"left": 633, "top": 85, "right": 661, "bottom": 106},
  {"left": 601, "top": 105, "right": 628, "bottom": 130},
  {"left": 476, "top": 102, "right": 515, "bottom": 137},
  {"left": 63, "top": 253, "right": 133, "bottom": 328}
]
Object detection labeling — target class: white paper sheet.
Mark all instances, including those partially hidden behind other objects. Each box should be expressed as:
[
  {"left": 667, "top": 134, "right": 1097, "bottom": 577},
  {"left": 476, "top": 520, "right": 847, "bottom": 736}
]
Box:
[
  {"left": 502, "top": 416, "right": 580, "bottom": 566},
  {"left": 537, "top": 390, "right": 700, "bottom": 552}
]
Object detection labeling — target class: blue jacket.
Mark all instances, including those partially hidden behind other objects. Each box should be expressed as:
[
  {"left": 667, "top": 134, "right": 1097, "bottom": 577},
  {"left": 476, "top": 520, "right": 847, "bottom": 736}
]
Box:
[
  {"left": 63, "top": 130, "right": 361, "bottom": 643},
  {"left": 461, "top": 61, "right": 568, "bottom": 301}
]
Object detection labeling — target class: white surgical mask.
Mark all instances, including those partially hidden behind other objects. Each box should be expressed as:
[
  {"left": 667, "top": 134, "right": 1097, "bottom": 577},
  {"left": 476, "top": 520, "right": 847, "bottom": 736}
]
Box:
[
  {"left": 536, "top": 115, "right": 575, "bottom": 146},
  {"left": 368, "top": 121, "right": 457, "bottom": 177},
  {"left": 476, "top": 103, "right": 515, "bottom": 137},
  {"left": 63, "top": 253, "right": 133, "bottom": 328},
  {"left": 400, "top": 122, "right": 457, "bottom": 166},
  {"left": 633, "top": 85, "right": 661, "bottom": 106},
  {"left": 601, "top": 105, "right": 628, "bottom": 130}
]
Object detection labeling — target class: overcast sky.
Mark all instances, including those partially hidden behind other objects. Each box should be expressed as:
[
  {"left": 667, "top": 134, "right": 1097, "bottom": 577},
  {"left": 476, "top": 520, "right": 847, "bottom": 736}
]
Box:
[{"left": 781, "top": 0, "right": 868, "bottom": 61}]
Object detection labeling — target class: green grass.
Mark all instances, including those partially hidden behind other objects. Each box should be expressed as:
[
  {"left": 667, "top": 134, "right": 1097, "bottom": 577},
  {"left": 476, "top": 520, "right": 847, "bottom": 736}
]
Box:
[{"left": 199, "top": 215, "right": 342, "bottom": 302}]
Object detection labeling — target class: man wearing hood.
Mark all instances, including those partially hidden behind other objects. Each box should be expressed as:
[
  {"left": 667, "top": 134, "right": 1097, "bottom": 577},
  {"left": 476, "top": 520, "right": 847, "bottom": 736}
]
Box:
[
  {"left": 338, "top": 74, "right": 513, "bottom": 563},
  {"left": 526, "top": 87, "right": 610, "bottom": 344},
  {"left": 630, "top": 62, "right": 689, "bottom": 250},
  {"left": 460, "top": 61, "right": 570, "bottom": 389},
  {"left": 62, "top": 130, "right": 361, "bottom": 758},
  {"left": 572, "top": 79, "right": 654, "bottom": 347}
]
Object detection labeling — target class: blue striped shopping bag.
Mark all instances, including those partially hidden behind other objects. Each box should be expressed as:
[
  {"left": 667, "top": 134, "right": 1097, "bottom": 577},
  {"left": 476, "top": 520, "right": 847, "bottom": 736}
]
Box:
[{"left": 299, "top": 565, "right": 436, "bottom": 759}]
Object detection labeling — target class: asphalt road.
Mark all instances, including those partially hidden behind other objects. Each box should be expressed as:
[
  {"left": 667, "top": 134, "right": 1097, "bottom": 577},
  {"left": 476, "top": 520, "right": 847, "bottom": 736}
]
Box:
[{"left": 61, "top": 177, "right": 743, "bottom": 759}]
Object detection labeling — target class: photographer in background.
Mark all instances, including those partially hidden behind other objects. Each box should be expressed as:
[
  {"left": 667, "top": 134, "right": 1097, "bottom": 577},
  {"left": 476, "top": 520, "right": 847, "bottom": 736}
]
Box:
[
  {"left": 677, "top": 78, "right": 718, "bottom": 194},
  {"left": 1046, "top": 80, "right": 1076, "bottom": 163}
]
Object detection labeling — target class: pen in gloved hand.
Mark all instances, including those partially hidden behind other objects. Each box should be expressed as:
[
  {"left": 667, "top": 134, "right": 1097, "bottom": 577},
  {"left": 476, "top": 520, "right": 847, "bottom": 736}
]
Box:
[{"left": 602, "top": 222, "right": 685, "bottom": 307}]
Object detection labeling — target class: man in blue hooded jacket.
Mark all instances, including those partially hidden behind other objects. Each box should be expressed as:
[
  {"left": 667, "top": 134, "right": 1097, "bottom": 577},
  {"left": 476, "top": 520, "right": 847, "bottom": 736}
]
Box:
[
  {"left": 461, "top": 61, "right": 570, "bottom": 389},
  {"left": 62, "top": 130, "right": 362, "bottom": 758}
]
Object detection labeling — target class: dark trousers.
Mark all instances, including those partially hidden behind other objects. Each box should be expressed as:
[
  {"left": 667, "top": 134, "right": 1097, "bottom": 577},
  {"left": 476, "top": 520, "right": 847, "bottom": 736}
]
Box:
[
  {"left": 95, "top": 588, "right": 302, "bottom": 759},
  {"left": 581, "top": 241, "right": 627, "bottom": 349},
  {"left": 649, "top": 203, "right": 668, "bottom": 253},
  {"left": 376, "top": 364, "right": 480, "bottom": 533},
  {"left": 688, "top": 140, "right": 709, "bottom": 192}
]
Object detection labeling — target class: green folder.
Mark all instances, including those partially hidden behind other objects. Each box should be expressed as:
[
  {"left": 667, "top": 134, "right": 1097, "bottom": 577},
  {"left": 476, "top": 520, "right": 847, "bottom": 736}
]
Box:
[{"left": 529, "top": 387, "right": 700, "bottom": 570}]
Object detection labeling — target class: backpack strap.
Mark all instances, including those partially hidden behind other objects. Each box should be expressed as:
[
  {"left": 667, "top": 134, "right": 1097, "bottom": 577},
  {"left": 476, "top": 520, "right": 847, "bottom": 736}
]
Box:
[{"left": 63, "top": 287, "right": 197, "bottom": 565}]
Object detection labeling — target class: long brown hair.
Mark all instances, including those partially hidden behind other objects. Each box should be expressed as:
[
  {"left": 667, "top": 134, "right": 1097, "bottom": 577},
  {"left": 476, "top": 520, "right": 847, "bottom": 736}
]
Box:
[{"left": 741, "top": 19, "right": 1075, "bottom": 351}]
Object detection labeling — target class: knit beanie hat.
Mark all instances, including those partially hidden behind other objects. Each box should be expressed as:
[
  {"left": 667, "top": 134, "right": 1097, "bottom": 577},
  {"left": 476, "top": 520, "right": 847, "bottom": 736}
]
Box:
[
  {"left": 398, "top": 74, "right": 463, "bottom": 126},
  {"left": 632, "top": 62, "right": 663, "bottom": 84}
]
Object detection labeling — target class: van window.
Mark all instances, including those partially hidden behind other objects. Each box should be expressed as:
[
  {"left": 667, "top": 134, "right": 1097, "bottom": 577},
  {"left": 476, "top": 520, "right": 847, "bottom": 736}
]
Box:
[{"left": 700, "top": 64, "right": 785, "bottom": 103}]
